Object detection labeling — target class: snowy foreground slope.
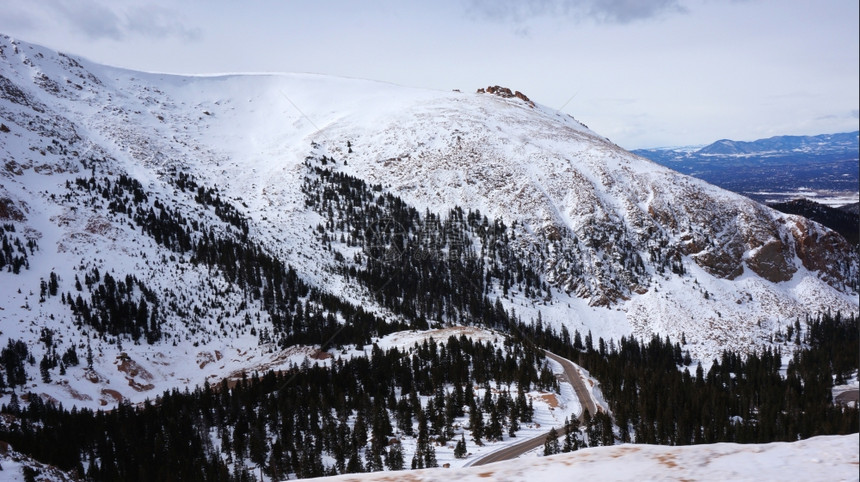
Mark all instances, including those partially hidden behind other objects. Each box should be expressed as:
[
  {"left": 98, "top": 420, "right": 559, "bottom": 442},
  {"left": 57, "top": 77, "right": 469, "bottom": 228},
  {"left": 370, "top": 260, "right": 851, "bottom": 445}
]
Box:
[
  {"left": 307, "top": 434, "right": 859, "bottom": 482},
  {"left": 0, "top": 34, "right": 858, "bottom": 410},
  {"left": 0, "top": 435, "right": 855, "bottom": 482}
]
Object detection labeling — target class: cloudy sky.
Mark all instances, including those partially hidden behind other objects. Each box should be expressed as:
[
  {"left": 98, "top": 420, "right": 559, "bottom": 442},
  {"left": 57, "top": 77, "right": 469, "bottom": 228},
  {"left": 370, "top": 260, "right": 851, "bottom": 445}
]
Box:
[{"left": 1, "top": 0, "right": 857, "bottom": 148}]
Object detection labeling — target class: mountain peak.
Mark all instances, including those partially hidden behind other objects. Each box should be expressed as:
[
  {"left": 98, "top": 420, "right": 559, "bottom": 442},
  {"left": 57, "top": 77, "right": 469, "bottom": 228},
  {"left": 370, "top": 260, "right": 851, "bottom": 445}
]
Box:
[{"left": 696, "top": 132, "right": 860, "bottom": 156}]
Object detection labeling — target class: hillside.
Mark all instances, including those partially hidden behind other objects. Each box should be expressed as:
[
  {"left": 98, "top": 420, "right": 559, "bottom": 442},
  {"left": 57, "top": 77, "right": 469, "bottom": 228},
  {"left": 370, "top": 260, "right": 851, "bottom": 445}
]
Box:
[
  {"left": 2, "top": 433, "right": 855, "bottom": 482},
  {"left": 0, "top": 34, "right": 858, "bottom": 411},
  {"left": 768, "top": 198, "right": 859, "bottom": 246},
  {"left": 0, "top": 34, "right": 858, "bottom": 481},
  {"left": 308, "top": 434, "right": 860, "bottom": 482}
]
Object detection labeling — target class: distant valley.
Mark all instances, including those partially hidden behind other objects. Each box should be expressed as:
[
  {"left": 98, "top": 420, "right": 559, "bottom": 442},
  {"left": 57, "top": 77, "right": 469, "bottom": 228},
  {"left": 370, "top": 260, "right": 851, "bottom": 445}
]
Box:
[{"left": 632, "top": 131, "right": 859, "bottom": 207}]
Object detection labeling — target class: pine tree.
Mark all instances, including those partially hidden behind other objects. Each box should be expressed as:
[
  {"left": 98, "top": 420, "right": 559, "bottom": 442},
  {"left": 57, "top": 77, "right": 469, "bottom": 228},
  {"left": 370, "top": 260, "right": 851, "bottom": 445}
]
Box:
[
  {"left": 423, "top": 442, "right": 438, "bottom": 468},
  {"left": 544, "top": 427, "right": 560, "bottom": 455},
  {"left": 454, "top": 434, "right": 467, "bottom": 459},
  {"left": 508, "top": 406, "right": 519, "bottom": 437},
  {"left": 7, "top": 391, "right": 19, "bottom": 414},
  {"left": 487, "top": 402, "right": 503, "bottom": 441},
  {"left": 562, "top": 417, "right": 575, "bottom": 452},
  {"left": 365, "top": 443, "right": 383, "bottom": 472},
  {"left": 40, "top": 355, "right": 52, "bottom": 383},
  {"left": 49, "top": 271, "right": 59, "bottom": 296},
  {"left": 86, "top": 339, "right": 94, "bottom": 369},
  {"left": 470, "top": 405, "right": 484, "bottom": 444},
  {"left": 353, "top": 412, "right": 368, "bottom": 447},
  {"left": 385, "top": 444, "right": 404, "bottom": 470},
  {"left": 346, "top": 442, "right": 364, "bottom": 473}
]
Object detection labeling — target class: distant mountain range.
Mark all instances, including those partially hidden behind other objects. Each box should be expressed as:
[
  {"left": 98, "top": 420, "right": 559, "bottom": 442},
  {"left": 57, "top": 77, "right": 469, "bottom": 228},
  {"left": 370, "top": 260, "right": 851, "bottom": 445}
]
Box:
[
  {"left": 633, "top": 132, "right": 859, "bottom": 206},
  {"left": 637, "top": 132, "right": 859, "bottom": 158},
  {"left": 696, "top": 132, "right": 859, "bottom": 156}
]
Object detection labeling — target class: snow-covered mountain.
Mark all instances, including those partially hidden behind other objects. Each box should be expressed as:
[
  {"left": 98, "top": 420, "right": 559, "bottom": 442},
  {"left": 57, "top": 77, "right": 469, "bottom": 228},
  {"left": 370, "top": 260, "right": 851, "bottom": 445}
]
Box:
[
  {"left": 634, "top": 131, "right": 859, "bottom": 158},
  {"left": 697, "top": 132, "right": 858, "bottom": 156},
  {"left": 1, "top": 34, "right": 857, "bottom": 410}
]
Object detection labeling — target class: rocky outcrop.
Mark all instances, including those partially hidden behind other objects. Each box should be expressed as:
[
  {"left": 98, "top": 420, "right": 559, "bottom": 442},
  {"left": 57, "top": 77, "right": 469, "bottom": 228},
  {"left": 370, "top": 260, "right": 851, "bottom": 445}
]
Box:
[
  {"left": 693, "top": 250, "right": 745, "bottom": 280},
  {"left": 0, "top": 197, "right": 24, "bottom": 221},
  {"left": 792, "top": 219, "right": 858, "bottom": 288},
  {"left": 745, "top": 239, "right": 795, "bottom": 282},
  {"left": 477, "top": 85, "right": 535, "bottom": 107}
]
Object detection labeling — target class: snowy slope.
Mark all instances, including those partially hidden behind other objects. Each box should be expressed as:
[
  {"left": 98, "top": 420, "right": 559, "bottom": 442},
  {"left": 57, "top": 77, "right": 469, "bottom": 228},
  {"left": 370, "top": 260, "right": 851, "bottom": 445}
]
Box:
[
  {"left": 0, "top": 34, "right": 858, "bottom": 410},
  {"left": 0, "top": 441, "right": 78, "bottom": 481},
  {"left": 306, "top": 434, "right": 859, "bottom": 482}
]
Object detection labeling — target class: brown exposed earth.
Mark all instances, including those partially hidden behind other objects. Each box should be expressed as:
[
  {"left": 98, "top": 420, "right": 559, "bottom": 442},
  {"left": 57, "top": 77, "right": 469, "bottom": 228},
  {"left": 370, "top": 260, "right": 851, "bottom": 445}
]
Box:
[
  {"left": 100, "top": 389, "right": 123, "bottom": 405},
  {"left": 116, "top": 353, "right": 155, "bottom": 391}
]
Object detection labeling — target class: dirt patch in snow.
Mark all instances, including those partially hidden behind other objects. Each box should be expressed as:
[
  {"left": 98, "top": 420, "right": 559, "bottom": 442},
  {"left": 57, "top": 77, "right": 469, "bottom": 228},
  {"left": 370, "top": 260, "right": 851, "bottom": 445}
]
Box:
[
  {"left": 100, "top": 389, "right": 123, "bottom": 406},
  {"left": 61, "top": 383, "right": 93, "bottom": 401},
  {"left": 38, "top": 393, "right": 60, "bottom": 406},
  {"left": 84, "top": 368, "right": 101, "bottom": 383},
  {"left": 116, "top": 353, "right": 155, "bottom": 391},
  {"left": 197, "top": 350, "right": 223, "bottom": 369},
  {"left": 535, "top": 392, "right": 559, "bottom": 409},
  {"left": 656, "top": 452, "right": 678, "bottom": 468},
  {"left": 610, "top": 446, "right": 642, "bottom": 458},
  {"left": 310, "top": 349, "right": 332, "bottom": 360}
]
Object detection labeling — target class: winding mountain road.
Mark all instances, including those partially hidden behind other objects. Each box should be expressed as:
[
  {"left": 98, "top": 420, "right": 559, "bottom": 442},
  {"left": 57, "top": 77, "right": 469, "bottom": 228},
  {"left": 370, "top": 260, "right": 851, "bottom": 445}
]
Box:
[
  {"left": 544, "top": 350, "right": 598, "bottom": 421},
  {"left": 463, "top": 350, "right": 597, "bottom": 467}
]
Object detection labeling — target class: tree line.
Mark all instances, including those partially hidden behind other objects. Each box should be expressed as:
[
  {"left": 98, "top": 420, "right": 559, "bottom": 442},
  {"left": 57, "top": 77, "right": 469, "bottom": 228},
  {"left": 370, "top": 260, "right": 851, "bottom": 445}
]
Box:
[
  {"left": 511, "top": 310, "right": 859, "bottom": 445},
  {"left": 0, "top": 222, "right": 37, "bottom": 274},
  {"left": 1, "top": 334, "right": 558, "bottom": 481}
]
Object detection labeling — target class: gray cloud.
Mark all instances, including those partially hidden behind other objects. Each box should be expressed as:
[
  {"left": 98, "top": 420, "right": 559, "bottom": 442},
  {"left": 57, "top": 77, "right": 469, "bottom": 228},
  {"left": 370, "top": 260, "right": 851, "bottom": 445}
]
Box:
[
  {"left": 37, "top": 0, "right": 198, "bottom": 41},
  {"left": 46, "top": 0, "right": 124, "bottom": 40},
  {"left": 125, "top": 5, "right": 200, "bottom": 41},
  {"left": 0, "top": 3, "right": 40, "bottom": 32},
  {"left": 465, "top": 0, "right": 686, "bottom": 24},
  {"left": 814, "top": 110, "right": 860, "bottom": 121}
]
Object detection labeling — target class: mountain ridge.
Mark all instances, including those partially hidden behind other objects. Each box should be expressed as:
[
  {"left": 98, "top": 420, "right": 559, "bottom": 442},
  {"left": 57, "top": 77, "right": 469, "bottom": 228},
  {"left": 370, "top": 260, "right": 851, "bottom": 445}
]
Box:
[
  {"left": 0, "top": 34, "right": 857, "bottom": 411},
  {"left": 697, "top": 131, "right": 859, "bottom": 156},
  {"left": 637, "top": 131, "right": 859, "bottom": 157}
]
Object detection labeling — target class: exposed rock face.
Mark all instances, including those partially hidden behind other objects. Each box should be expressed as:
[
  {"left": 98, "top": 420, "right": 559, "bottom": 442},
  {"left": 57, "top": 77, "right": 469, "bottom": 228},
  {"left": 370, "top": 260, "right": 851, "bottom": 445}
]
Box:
[
  {"left": 693, "top": 250, "right": 745, "bottom": 279},
  {"left": 746, "top": 239, "right": 795, "bottom": 282},
  {"left": 477, "top": 85, "right": 535, "bottom": 107},
  {"left": 792, "top": 219, "right": 858, "bottom": 288},
  {"left": 0, "top": 197, "right": 24, "bottom": 221}
]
